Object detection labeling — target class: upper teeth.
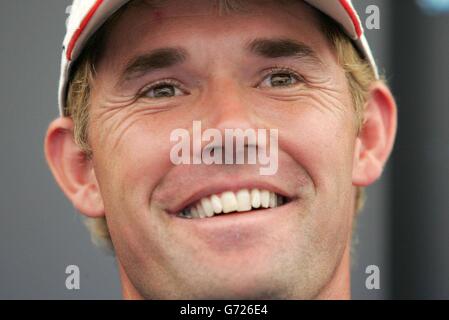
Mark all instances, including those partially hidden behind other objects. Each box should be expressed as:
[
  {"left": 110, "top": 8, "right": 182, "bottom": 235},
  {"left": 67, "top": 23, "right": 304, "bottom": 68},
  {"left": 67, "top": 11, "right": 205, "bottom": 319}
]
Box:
[{"left": 179, "top": 188, "right": 285, "bottom": 219}]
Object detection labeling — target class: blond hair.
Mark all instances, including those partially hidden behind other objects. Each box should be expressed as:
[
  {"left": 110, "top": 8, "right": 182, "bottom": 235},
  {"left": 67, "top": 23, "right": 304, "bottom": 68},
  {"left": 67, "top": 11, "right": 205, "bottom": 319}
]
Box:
[{"left": 64, "top": 0, "right": 377, "bottom": 249}]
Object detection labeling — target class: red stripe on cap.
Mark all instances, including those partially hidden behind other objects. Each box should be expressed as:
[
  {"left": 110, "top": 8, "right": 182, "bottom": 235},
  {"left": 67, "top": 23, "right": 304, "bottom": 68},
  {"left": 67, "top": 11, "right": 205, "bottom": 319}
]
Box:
[
  {"left": 66, "top": 0, "right": 104, "bottom": 61},
  {"left": 339, "top": 0, "right": 363, "bottom": 38}
]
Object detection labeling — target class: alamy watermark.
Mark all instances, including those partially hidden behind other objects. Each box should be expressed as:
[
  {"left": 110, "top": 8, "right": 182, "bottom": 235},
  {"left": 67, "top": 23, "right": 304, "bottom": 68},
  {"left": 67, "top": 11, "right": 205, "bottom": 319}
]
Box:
[
  {"left": 365, "top": 265, "right": 380, "bottom": 290},
  {"left": 170, "top": 121, "right": 279, "bottom": 176},
  {"left": 65, "top": 265, "right": 80, "bottom": 290},
  {"left": 365, "top": 5, "right": 381, "bottom": 30}
]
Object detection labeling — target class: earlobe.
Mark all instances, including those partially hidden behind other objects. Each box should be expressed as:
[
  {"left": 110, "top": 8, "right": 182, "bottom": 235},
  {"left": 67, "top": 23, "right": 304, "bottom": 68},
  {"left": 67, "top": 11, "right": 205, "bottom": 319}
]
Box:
[
  {"left": 44, "top": 117, "right": 105, "bottom": 217},
  {"left": 352, "top": 81, "right": 397, "bottom": 187}
]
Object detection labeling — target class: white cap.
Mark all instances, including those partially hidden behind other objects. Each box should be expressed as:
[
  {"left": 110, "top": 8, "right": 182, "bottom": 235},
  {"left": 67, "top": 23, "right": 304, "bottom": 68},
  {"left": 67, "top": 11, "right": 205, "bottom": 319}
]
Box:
[{"left": 59, "top": 0, "right": 379, "bottom": 115}]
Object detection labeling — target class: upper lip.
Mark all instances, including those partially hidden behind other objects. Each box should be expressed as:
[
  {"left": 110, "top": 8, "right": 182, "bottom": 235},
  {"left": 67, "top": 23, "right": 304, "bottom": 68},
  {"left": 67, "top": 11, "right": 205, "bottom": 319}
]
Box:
[{"left": 166, "top": 178, "right": 296, "bottom": 215}]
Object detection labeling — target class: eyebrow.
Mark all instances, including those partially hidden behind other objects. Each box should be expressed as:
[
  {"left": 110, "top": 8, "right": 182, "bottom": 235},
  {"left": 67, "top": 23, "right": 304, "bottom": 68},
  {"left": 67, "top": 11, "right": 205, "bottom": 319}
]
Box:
[
  {"left": 245, "top": 37, "right": 323, "bottom": 65},
  {"left": 119, "top": 38, "right": 321, "bottom": 84},
  {"left": 120, "top": 47, "right": 188, "bottom": 83}
]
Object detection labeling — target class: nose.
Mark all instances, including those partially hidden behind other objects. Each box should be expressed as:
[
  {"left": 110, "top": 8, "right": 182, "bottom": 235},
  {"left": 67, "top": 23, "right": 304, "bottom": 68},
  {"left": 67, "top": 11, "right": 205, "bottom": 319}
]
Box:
[
  {"left": 192, "top": 76, "right": 264, "bottom": 165},
  {"left": 202, "top": 76, "right": 256, "bottom": 132}
]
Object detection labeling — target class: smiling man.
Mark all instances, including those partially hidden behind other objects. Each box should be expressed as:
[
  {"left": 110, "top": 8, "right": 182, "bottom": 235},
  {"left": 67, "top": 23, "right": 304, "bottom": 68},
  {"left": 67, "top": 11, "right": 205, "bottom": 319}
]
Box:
[{"left": 45, "top": 0, "right": 397, "bottom": 299}]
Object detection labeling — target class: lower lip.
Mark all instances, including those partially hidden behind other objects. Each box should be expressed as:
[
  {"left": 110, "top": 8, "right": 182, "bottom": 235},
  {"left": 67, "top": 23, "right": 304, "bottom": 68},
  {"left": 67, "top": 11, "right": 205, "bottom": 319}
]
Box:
[{"left": 168, "top": 201, "right": 297, "bottom": 248}]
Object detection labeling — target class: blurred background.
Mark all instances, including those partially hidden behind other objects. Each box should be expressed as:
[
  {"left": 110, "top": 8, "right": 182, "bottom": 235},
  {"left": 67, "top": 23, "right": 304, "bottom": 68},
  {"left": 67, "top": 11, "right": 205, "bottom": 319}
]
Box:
[{"left": 0, "top": 0, "right": 448, "bottom": 299}]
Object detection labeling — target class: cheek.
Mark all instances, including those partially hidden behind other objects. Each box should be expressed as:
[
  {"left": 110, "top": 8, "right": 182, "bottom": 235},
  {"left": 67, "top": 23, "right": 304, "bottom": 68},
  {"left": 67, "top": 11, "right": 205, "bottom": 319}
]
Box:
[
  {"left": 91, "top": 117, "right": 178, "bottom": 262},
  {"left": 278, "top": 96, "right": 357, "bottom": 205},
  {"left": 278, "top": 104, "right": 356, "bottom": 256},
  {"left": 92, "top": 117, "right": 175, "bottom": 215}
]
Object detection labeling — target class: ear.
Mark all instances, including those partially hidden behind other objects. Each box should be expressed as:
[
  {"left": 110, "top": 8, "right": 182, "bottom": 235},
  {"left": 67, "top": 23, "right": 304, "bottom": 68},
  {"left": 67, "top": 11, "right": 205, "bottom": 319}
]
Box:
[
  {"left": 352, "top": 81, "right": 397, "bottom": 187},
  {"left": 44, "top": 117, "right": 105, "bottom": 217}
]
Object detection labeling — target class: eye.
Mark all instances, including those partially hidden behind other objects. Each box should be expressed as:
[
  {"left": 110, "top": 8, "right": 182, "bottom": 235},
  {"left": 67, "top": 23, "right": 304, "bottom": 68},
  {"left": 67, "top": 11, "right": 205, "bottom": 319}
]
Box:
[
  {"left": 141, "top": 80, "right": 185, "bottom": 99},
  {"left": 258, "top": 68, "right": 303, "bottom": 89}
]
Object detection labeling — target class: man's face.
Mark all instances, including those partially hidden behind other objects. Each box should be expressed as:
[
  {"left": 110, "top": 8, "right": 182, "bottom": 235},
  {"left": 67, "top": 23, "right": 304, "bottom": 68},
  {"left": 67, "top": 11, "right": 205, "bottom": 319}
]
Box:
[{"left": 89, "top": 0, "right": 357, "bottom": 299}]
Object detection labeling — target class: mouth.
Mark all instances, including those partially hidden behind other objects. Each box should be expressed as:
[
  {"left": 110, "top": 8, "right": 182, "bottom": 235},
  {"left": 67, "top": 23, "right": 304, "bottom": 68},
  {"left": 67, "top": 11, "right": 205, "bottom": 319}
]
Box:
[{"left": 176, "top": 188, "right": 291, "bottom": 219}]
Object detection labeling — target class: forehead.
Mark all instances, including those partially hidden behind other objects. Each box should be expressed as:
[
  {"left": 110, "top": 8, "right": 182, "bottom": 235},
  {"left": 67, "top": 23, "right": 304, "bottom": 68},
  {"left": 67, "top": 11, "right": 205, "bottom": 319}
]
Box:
[
  {"left": 113, "top": 0, "right": 324, "bottom": 35},
  {"left": 98, "top": 0, "right": 332, "bottom": 72}
]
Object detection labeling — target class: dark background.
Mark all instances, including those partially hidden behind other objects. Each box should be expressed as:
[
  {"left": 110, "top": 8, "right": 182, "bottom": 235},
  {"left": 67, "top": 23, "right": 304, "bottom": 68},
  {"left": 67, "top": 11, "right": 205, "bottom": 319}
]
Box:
[{"left": 0, "top": 0, "right": 448, "bottom": 299}]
